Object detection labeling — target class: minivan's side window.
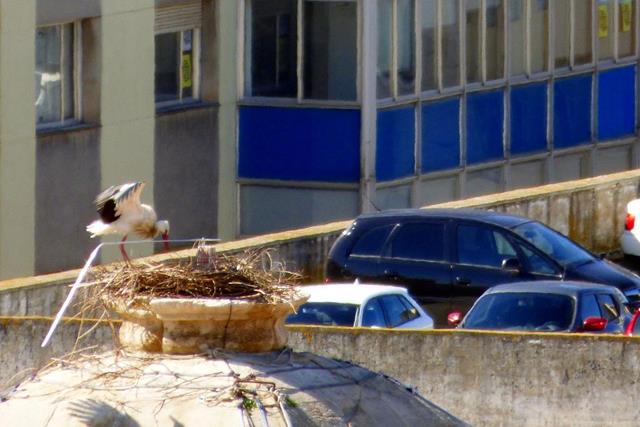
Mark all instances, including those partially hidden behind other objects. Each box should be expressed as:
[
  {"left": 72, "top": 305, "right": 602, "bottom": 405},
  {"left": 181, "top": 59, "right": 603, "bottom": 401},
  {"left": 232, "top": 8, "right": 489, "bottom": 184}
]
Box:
[
  {"left": 512, "top": 241, "right": 558, "bottom": 275},
  {"left": 349, "top": 225, "right": 393, "bottom": 257},
  {"left": 456, "top": 224, "right": 515, "bottom": 268},
  {"left": 389, "top": 222, "right": 445, "bottom": 261}
]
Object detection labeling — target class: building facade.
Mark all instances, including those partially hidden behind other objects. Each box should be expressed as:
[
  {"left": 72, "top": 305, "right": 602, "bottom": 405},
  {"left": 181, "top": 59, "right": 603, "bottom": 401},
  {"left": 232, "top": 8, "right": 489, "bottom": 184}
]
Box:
[{"left": 0, "top": 0, "right": 639, "bottom": 279}]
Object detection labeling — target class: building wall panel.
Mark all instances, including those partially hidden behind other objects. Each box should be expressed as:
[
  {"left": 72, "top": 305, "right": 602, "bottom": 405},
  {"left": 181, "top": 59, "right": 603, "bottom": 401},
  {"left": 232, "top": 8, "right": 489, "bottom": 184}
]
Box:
[
  {"left": 598, "top": 65, "right": 636, "bottom": 141},
  {"left": 466, "top": 91, "right": 504, "bottom": 165},
  {"left": 238, "top": 107, "right": 360, "bottom": 182},
  {"left": 35, "top": 128, "right": 100, "bottom": 274},
  {"left": 376, "top": 106, "right": 415, "bottom": 182},
  {"left": 155, "top": 106, "right": 218, "bottom": 242},
  {"left": 510, "top": 83, "right": 547, "bottom": 156},
  {"left": 553, "top": 75, "right": 592, "bottom": 148},
  {"left": 421, "top": 98, "right": 460, "bottom": 172}
]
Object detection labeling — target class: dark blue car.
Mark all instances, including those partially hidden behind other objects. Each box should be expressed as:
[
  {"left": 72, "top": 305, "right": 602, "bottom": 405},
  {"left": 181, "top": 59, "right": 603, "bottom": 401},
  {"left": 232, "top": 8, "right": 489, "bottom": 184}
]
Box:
[
  {"left": 449, "top": 281, "right": 632, "bottom": 334},
  {"left": 326, "top": 208, "right": 640, "bottom": 326}
]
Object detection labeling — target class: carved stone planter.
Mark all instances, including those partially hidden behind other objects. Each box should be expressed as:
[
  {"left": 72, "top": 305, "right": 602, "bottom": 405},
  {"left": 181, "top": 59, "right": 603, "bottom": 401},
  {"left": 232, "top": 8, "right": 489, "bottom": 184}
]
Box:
[{"left": 107, "top": 294, "right": 307, "bottom": 354}]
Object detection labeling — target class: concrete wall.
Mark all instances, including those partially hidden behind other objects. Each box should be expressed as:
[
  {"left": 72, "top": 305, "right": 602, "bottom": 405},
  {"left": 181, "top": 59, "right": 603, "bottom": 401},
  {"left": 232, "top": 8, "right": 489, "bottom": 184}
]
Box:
[
  {"left": 287, "top": 326, "right": 640, "bottom": 427},
  {"left": 3, "top": 317, "right": 640, "bottom": 426}
]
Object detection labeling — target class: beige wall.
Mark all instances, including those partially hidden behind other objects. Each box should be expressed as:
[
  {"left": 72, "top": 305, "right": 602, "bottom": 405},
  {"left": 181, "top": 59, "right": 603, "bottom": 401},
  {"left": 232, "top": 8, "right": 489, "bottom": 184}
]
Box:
[
  {"left": 98, "top": 0, "right": 156, "bottom": 261},
  {"left": 0, "top": 2, "right": 36, "bottom": 279}
]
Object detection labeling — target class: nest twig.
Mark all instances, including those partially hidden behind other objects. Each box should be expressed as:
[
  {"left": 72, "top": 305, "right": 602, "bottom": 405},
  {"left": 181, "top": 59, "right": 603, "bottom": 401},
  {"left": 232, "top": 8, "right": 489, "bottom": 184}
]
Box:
[{"left": 89, "top": 249, "right": 302, "bottom": 305}]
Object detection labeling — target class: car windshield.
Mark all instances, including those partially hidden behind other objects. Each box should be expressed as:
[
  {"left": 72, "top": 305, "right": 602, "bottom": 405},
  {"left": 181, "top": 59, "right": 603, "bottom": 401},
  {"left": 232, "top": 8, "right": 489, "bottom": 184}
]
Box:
[
  {"left": 512, "top": 221, "right": 594, "bottom": 267},
  {"left": 286, "top": 302, "right": 358, "bottom": 327},
  {"left": 462, "top": 293, "right": 575, "bottom": 332}
]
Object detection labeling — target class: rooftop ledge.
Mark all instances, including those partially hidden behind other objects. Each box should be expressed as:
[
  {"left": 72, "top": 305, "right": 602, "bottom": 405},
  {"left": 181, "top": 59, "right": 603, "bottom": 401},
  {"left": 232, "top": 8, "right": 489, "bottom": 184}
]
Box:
[{"left": 2, "top": 168, "right": 640, "bottom": 293}]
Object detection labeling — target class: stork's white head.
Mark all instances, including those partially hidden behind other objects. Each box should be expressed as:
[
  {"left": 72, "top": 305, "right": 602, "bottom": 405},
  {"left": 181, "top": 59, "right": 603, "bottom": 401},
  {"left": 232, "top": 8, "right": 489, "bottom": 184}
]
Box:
[{"left": 156, "top": 220, "right": 170, "bottom": 250}]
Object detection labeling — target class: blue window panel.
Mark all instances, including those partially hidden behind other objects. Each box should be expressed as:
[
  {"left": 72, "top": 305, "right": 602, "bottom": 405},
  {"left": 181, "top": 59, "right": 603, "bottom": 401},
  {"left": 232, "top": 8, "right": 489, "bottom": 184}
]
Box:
[
  {"left": 598, "top": 66, "right": 636, "bottom": 141},
  {"left": 510, "top": 83, "right": 547, "bottom": 156},
  {"left": 553, "top": 75, "right": 592, "bottom": 149},
  {"left": 239, "top": 107, "right": 360, "bottom": 182},
  {"left": 466, "top": 91, "right": 504, "bottom": 165},
  {"left": 376, "top": 106, "right": 416, "bottom": 182},
  {"left": 421, "top": 98, "right": 460, "bottom": 172}
]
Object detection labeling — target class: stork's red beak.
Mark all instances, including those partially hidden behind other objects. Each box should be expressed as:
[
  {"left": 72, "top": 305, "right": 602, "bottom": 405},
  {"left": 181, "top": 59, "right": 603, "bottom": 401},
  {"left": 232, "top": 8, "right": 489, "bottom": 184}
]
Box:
[{"left": 162, "top": 232, "right": 170, "bottom": 251}]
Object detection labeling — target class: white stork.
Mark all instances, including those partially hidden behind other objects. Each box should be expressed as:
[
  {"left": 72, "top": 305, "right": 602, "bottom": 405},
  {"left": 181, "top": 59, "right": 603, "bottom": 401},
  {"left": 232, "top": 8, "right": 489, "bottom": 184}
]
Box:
[{"left": 86, "top": 182, "right": 170, "bottom": 262}]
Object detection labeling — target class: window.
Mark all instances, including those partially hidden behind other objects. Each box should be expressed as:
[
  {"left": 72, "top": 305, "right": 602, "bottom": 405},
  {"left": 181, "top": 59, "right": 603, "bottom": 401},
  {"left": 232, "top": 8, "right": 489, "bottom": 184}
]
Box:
[
  {"left": 465, "top": 0, "right": 504, "bottom": 84},
  {"left": 362, "top": 298, "right": 387, "bottom": 327},
  {"left": 597, "top": 0, "right": 637, "bottom": 60},
  {"left": 35, "top": 23, "right": 77, "bottom": 127},
  {"left": 509, "top": 0, "right": 548, "bottom": 77},
  {"left": 380, "top": 294, "right": 419, "bottom": 327},
  {"left": 378, "top": 0, "right": 416, "bottom": 99},
  {"left": 597, "top": 294, "right": 619, "bottom": 320},
  {"left": 579, "top": 294, "right": 602, "bottom": 320},
  {"left": 155, "top": 29, "right": 200, "bottom": 104},
  {"left": 245, "top": 0, "right": 357, "bottom": 101},
  {"left": 485, "top": 0, "right": 505, "bottom": 81},
  {"left": 244, "top": 0, "right": 297, "bottom": 97},
  {"left": 421, "top": 0, "right": 461, "bottom": 90},
  {"left": 529, "top": 0, "right": 549, "bottom": 73},
  {"left": 304, "top": 1, "right": 358, "bottom": 100},
  {"left": 349, "top": 225, "right": 394, "bottom": 257},
  {"left": 286, "top": 302, "right": 357, "bottom": 326},
  {"left": 554, "top": 0, "right": 593, "bottom": 68},
  {"left": 456, "top": 224, "right": 515, "bottom": 268},
  {"left": 509, "top": 0, "right": 526, "bottom": 76},
  {"left": 389, "top": 222, "right": 445, "bottom": 261},
  {"left": 513, "top": 242, "right": 559, "bottom": 275},
  {"left": 466, "top": 0, "right": 482, "bottom": 83}
]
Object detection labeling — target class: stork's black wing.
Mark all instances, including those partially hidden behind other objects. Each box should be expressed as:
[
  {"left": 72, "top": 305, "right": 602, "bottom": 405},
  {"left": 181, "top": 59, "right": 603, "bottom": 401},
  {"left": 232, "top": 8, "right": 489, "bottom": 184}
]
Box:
[{"left": 94, "top": 182, "right": 145, "bottom": 224}]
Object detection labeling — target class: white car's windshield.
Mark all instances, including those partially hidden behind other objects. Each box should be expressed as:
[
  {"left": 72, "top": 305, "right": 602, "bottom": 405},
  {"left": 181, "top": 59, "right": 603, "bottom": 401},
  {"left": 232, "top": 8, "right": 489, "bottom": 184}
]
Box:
[
  {"left": 285, "top": 303, "right": 357, "bottom": 327},
  {"left": 512, "top": 221, "right": 594, "bottom": 267}
]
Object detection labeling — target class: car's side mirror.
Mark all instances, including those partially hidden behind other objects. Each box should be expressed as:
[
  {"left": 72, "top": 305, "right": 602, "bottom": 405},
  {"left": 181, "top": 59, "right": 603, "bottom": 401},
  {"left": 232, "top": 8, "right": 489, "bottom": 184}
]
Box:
[
  {"left": 501, "top": 257, "right": 521, "bottom": 275},
  {"left": 580, "top": 316, "right": 607, "bottom": 332},
  {"left": 447, "top": 311, "right": 463, "bottom": 327}
]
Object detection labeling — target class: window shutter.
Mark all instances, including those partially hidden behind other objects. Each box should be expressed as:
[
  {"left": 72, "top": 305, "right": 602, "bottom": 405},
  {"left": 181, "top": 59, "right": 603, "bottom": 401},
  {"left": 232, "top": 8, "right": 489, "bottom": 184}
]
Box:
[{"left": 155, "top": 0, "right": 202, "bottom": 33}]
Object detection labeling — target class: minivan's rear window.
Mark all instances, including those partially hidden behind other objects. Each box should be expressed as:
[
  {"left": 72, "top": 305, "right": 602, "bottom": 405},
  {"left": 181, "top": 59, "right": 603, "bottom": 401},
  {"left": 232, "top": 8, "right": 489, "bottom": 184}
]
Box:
[{"left": 349, "top": 225, "right": 393, "bottom": 257}]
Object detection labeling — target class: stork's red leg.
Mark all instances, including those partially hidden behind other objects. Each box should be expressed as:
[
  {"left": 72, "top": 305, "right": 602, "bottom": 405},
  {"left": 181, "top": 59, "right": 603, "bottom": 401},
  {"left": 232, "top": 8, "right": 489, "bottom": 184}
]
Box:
[{"left": 120, "top": 235, "right": 131, "bottom": 263}]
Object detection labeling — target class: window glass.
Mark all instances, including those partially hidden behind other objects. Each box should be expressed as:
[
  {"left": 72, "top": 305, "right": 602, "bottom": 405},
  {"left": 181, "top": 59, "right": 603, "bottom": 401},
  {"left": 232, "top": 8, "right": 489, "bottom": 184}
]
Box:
[
  {"left": 466, "top": 0, "right": 482, "bottom": 83},
  {"left": 633, "top": 315, "right": 640, "bottom": 335},
  {"left": 618, "top": 0, "right": 636, "bottom": 57},
  {"left": 304, "top": 1, "right": 357, "bottom": 101},
  {"left": 456, "top": 224, "right": 503, "bottom": 268},
  {"left": 574, "top": 0, "right": 593, "bottom": 65},
  {"left": 389, "top": 222, "right": 445, "bottom": 261},
  {"left": 246, "top": 0, "right": 297, "bottom": 97},
  {"left": 579, "top": 294, "right": 602, "bottom": 320},
  {"left": 463, "top": 293, "right": 574, "bottom": 331},
  {"left": 380, "top": 295, "right": 418, "bottom": 327},
  {"left": 378, "top": 0, "right": 393, "bottom": 98},
  {"left": 512, "top": 221, "right": 594, "bottom": 267},
  {"left": 597, "top": 294, "right": 619, "bottom": 320},
  {"left": 349, "top": 225, "right": 393, "bottom": 257},
  {"left": 181, "top": 30, "right": 194, "bottom": 99},
  {"left": 530, "top": 0, "right": 548, "bottom": 73},
  {"left": 421, "top": 0, "right": 437, "bottom": 91},
  {"left": 493, "top": 231, "right": 517, "bottom": 257},
  {"left": 362, "top": 298, "right": 388, "bottom": 327},
  {"left": 441, "top": 0, "right": 461, "bottom": 87},
  {"left": 509, "top": 0, "right": 526, "bottom": 76},
  {"left": 485, "top": 0, "right": 505, "bottom": 80},
  {"left": 554, "top": 0, "right": 571, "bottom": 68},
  {"left": 515, "top": 242, "right": 558, "bottom": 275},
  {"left": 598, "top": 0, "right": 615, "bottom": 60},
  {"left": 36, "top": 24, "right": 75, "bottom": 125},
  {"left": 286, "top": 302, "right": 357, "bottom": 326},
  {"left": 155, "top": 33, "right": 179, "bottom": 102},
  {"left": 397, "top": 0, "right": 416, "bottom": 95}
]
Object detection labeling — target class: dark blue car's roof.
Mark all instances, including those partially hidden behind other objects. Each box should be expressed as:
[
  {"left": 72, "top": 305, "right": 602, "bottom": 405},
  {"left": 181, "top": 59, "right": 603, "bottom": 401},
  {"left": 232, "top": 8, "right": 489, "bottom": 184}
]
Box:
[
  {"left": 356, "top": 208, "right": 531, "bottom": 229},
  {"left": 483, "top": 280, "right": 619, "bottom": 297}
]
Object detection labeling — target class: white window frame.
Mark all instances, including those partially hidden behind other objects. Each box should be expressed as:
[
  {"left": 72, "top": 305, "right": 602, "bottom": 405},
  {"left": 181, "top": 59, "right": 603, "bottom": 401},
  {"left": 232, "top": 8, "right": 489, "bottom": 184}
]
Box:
[
  {"left": 154, "top": 27, "right": 201, "bottom": 108},
  {"left": 35, "top": 22, "right": 82, "bottom": 130}
]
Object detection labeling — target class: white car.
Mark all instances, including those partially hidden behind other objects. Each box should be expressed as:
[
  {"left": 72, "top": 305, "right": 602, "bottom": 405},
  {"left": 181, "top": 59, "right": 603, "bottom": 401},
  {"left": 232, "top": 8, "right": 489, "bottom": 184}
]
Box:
[
  {"left": 286, "top": 284, "right": 434, "bottom": 330},
  {"left": 621, "top": 199, "right": 640, "bottom": 257}
]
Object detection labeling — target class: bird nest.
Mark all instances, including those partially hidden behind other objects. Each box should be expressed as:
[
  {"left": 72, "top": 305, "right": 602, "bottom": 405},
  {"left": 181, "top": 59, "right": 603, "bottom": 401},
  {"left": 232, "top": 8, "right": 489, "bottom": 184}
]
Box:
[{"left": 90, "top": 248, "right": 303, "bottom": 306}]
